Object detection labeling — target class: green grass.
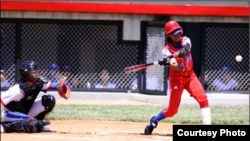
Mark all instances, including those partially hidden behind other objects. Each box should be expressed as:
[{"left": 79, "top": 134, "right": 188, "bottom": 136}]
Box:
[{"left": 47, "top": 104, "right": 249, "bottom": 125}]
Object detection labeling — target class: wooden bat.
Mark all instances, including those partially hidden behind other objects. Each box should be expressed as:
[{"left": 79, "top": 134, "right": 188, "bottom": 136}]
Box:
[{"left": 124, "top": 61, "right": 159, "bottom": 73}]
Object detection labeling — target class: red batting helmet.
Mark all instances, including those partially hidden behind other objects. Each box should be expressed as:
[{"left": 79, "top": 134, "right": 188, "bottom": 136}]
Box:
[{"left": 165, "top": 21, "right": 183, "bottom": 35}]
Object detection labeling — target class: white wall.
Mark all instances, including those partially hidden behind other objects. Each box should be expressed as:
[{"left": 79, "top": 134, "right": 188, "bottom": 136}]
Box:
[{"left": 1, "top": 11, "right": 248, "bottom": 41}]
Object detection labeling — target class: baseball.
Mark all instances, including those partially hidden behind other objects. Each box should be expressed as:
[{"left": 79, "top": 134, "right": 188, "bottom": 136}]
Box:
[{"left": 235, "top": 55, "right": 243, "bottom": 62}]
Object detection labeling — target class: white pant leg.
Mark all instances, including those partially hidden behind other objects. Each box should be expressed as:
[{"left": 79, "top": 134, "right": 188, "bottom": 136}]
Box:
[{"left": 27, "top": 98, "right": 46, "bottom": 117}]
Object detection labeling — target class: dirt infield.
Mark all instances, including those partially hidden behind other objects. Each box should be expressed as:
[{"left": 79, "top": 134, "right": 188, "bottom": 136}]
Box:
[
  {"left": 1, "top": 120, "right": 173, "bottom": 141},
  {"left": 1, "top": 98, "right": 173, "bottom": 141},
  {"left": 1, "top": 92, "right": 248, "bottom": 141}
]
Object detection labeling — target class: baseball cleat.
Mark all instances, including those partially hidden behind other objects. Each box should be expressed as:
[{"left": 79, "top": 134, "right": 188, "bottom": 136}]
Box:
[
  {"left": 42, "top": 125, "right": 51, "bottom": 132},
  {"left": 1, "top": 125, "right": 5, "bottom": 133},
  {"left": 144, "top": 116, "right": 158, "bottom": 135},
  {"left": 40, "top": 120, "right": 51, "bottom": 132},
  {"left": 42, "top": 120, "right": 50, "bottom": 126}
]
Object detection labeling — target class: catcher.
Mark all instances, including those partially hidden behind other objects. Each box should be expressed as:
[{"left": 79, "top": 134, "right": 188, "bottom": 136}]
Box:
[{"left": 0, "top": 60, "right": 70, "bottom": 133}]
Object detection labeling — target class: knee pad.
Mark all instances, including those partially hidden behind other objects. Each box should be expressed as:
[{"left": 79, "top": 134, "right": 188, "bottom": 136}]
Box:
[{"left": 42, "top": 95, "right": 56, "bottom": 112}]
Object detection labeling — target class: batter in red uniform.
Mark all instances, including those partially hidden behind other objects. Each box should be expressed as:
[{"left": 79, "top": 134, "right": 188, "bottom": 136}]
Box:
[{"left": 144, "top": 20, "right": 211, "bottom": 135}]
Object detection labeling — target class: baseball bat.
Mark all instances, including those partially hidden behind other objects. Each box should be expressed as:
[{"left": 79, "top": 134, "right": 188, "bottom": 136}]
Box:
[{"left": 124, "top": 61, "right": 159, "bottom": 73}]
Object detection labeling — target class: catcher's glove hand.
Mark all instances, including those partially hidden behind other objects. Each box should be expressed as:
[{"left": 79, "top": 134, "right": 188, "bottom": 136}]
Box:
[{"left": 57, "top": 77, "right": 71, "bottom": 99}]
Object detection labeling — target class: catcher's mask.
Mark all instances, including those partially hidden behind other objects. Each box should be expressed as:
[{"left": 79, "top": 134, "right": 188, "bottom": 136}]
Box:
[{"left": 20, "top": 60, "right": 39, "bottom": 82}]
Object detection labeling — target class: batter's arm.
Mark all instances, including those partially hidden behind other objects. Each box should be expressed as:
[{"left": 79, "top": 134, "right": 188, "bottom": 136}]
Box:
[
  {"left": 169, "top": 37, "right": 192, "bottom": 70},
  {"left": 176, "top": 36, "right": 192, "bottom": 57}
]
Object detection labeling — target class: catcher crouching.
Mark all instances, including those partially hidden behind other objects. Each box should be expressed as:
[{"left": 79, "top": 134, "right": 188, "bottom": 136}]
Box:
[{"left": 0, "top": 60, "right": 70, "bottom": 133}]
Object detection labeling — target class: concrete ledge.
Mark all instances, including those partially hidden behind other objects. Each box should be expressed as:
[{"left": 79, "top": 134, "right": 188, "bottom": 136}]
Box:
[
  {"left": 33, "top": 91, "right": 249, "bottom": 106},
  {"left": 1, "top": 90, "right": 248, "bottom": 106}
]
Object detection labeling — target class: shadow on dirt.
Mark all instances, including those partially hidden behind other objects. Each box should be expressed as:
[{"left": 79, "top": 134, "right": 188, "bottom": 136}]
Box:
[{"left": 138, "top": 133, "right": 173, "bottom": 136}]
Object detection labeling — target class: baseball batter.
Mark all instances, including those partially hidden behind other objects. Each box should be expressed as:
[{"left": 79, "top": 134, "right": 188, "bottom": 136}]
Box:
[
  {"left": 0, "top": 61, "right": 69, "bottom": 133},
  {"left": 144, "top": 21, "right": 211, "bottom": 135}
]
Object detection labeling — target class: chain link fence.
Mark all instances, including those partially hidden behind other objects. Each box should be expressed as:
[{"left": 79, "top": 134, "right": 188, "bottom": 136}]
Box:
[
  {"left": 145, "top": 27, "right": 166, "bottom": 92},
  {"left": 1, "top": 19, "right": 249, "bottom": 93},
  {"left": 0, "top": 22, "right": 16, "bottom": 86},
  {"left": 204, "top": 24, "right": 249, "bottom": 91},
  {"left": 144, "top": 23, "right": 249, "bottom": 92},
  {"left": 1, "top": 19, "right": 138, "bottom": 91}
]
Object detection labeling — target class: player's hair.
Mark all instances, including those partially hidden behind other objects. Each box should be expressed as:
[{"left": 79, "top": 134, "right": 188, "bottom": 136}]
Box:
[{"left": 166, "top": 37, "right": 173, "bottom": 44}]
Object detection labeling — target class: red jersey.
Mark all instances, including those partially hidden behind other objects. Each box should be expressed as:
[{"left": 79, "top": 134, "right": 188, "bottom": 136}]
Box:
[{"left": 162, "top": 36, "right": 193, "bottom": 77}]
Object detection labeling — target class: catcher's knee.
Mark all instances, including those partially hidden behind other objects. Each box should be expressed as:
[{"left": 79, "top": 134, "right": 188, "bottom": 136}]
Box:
[{"left": 42, "top": 95, "right": 56, "bottom": 112}]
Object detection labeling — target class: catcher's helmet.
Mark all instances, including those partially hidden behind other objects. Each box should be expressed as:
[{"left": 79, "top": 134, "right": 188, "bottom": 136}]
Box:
[
  {"left": 20, "top": 61, "right": 39, "bottom": 82},
  {"left": 165, "top": 21, "right": 183, "bottom": 35}
]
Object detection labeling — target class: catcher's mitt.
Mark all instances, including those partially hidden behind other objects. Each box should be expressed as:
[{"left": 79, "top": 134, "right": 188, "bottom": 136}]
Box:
[{"left": 57, "top": 77, "right": 71, "bottom": 99}]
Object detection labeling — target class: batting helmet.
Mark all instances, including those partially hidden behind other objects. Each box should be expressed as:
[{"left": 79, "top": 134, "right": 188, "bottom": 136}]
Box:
[
  {"left": 20, "top": 60, "right": 39, "bottom": 82},
  {"left": 165, "top": 21, "right": 183, "bottom": 35}
]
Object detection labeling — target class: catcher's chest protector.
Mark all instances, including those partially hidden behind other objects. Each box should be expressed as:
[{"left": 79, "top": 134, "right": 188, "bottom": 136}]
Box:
[{"left": 5, "top": 81, "right": 43, "bottom": 114}]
